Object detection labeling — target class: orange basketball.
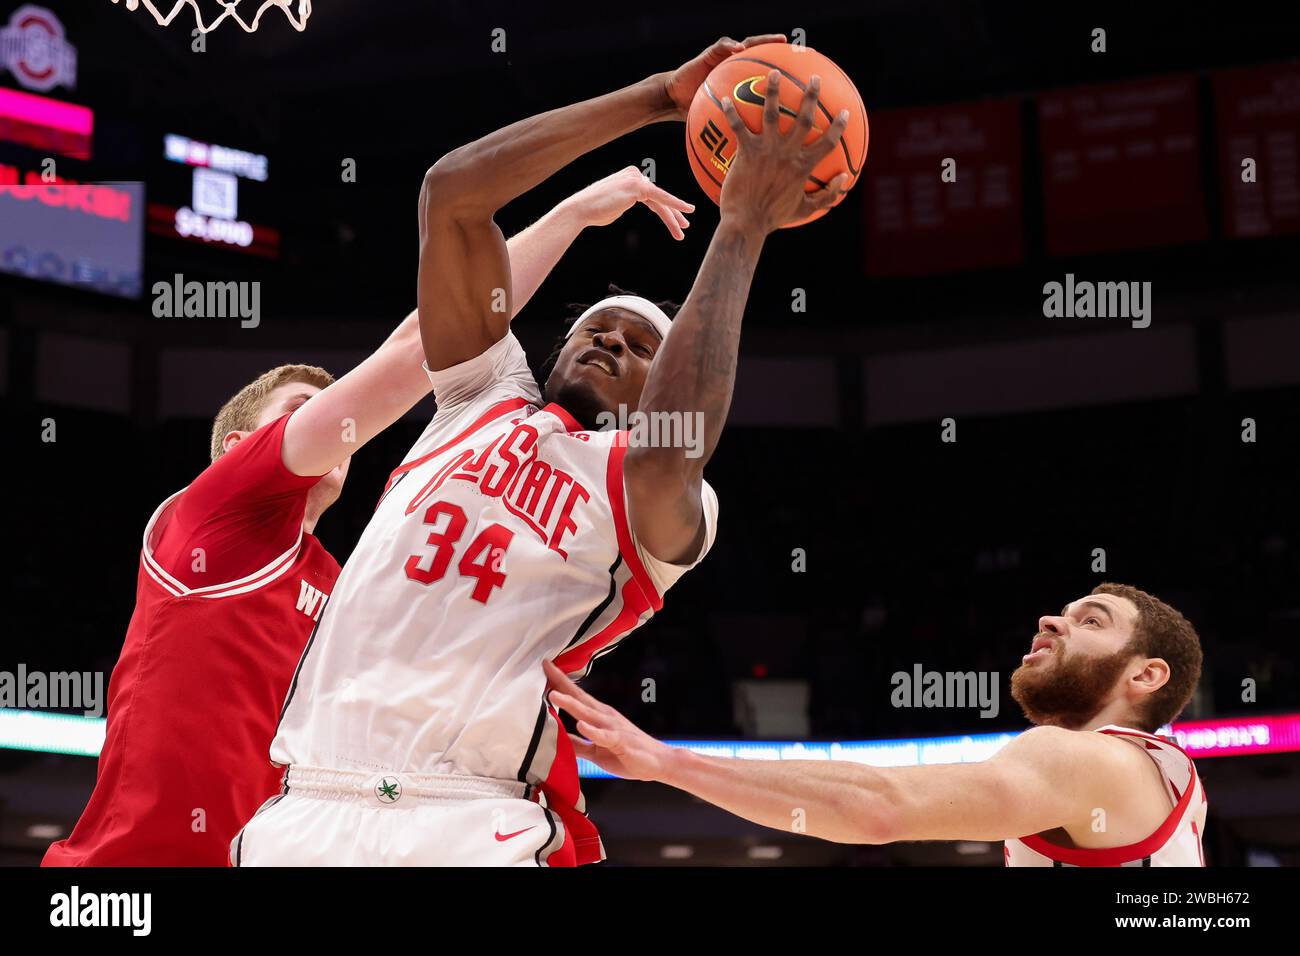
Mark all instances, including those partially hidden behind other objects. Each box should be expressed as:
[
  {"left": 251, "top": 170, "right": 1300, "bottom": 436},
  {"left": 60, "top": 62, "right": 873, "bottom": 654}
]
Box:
[{"left": 685, "top": 42, "right": 868, "bottom": 227}]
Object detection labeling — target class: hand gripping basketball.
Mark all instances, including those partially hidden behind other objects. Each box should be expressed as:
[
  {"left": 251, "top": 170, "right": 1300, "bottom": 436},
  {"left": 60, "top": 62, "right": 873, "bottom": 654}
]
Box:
[
  {"left": 663, "top": 34, "right": 789, "bottom": 118},
  {"left": 716, "top": 72, "right": 852, "bottom": 234}
]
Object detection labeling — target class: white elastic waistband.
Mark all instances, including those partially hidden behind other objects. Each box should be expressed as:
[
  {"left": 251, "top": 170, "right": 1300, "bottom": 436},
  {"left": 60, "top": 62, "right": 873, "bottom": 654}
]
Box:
[{"left": 284, "top": 765, "right": 528, "bottom": 803}]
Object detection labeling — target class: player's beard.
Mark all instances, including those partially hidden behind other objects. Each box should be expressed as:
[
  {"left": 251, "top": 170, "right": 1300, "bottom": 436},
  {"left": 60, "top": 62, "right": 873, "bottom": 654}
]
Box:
[{"left": 1010, "top": 639, "right": 1138, "bottom": 729}]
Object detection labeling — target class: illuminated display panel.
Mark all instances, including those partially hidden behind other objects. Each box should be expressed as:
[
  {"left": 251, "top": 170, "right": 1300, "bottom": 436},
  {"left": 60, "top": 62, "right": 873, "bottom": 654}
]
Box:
[
  {"left": 6, "top": 707, "right": 1297, "bottom": 769},
  {"left": 0, "top": 179, "right": 144, "bottom": 297},
  {"left": 0, "top": 86, "right": 91, "bottom": 159},
  {"left": 147, "top": 133, "right": 279, "bottom": 258}
]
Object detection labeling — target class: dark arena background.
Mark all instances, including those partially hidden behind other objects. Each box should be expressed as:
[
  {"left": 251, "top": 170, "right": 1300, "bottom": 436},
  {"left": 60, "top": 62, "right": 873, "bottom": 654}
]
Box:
[{"left": 2, "top": 0, "right": 1299, "bottom": 883}]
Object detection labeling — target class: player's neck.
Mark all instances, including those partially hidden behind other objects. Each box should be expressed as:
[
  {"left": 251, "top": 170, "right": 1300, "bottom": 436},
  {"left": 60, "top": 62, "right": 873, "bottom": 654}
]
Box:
[
  {"left": 302, "top": 484, "right": 335, "bottom": 536},
  {"left": 1079, "top": 701, "right": 1140, "bottom": 733}
]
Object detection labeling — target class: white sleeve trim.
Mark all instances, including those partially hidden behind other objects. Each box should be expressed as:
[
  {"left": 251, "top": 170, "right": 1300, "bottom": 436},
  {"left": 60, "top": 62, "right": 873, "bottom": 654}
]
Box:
[
  {"left": 633, "top": 479, "right": 720, "bottom": 597},
  {"left": 423, "top": 332, "right": 541, "bottom": 409}
]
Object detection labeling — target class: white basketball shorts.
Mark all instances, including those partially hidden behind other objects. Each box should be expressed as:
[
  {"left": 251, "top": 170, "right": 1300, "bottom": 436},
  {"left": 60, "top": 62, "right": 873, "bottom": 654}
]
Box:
[{"left": 230, "top": 766, "right": 569, "bottom": 866}]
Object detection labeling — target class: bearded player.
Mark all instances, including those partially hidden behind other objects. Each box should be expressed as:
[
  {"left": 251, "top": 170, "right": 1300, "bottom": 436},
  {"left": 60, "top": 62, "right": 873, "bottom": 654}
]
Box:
[
  {"left": 41, "top": 169, "right": 687, "bottom": 866},
  {"left": 548, "top": 583, "right": 1208, "bottom": 867},
  {"left": 233, "top": 35, "right": 851, "bottom": 866}
]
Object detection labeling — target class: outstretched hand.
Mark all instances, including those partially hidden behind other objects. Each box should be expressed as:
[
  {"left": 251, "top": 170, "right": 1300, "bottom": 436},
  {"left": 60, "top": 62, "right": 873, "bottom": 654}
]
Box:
[
  {"left": 718, "top": 71, "right": 852, "bottom": 233},
  {"left": 563, "top": 166, "right": 695, "bottom": 240},
  {"left": 543, "top": 659, "right": 675, "bottom": 782},
  {"left": 663, "top": 34, "right": 787, "bottom": 119}
]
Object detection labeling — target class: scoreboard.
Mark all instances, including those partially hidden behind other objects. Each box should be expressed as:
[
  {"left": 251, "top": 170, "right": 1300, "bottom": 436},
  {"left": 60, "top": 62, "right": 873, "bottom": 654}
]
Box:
[
  {"left": 147, "top": 132, "right": 280, "bottom": 258},
  {"left": 0, "top": 115, "right": 281, "bottom": 299},
  {"left": 0, "top": 178, "right": 143, "bottom": 297},
  {"left": 0, "top": 80, "right": 145, "bottom": 298}
]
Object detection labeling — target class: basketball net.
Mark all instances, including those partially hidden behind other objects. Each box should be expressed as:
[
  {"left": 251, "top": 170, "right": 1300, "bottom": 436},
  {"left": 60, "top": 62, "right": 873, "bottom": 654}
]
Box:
[{"left": 110, "top": 0, "right": 312, "bottom": 34}]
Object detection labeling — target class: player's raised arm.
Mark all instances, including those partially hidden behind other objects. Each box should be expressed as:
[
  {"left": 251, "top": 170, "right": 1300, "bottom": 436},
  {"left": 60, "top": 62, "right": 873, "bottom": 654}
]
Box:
[
  {"left": 623, "top": 74, "right": 850, "bottom": 564},
  {"left": 279, "top": 169, "right": 695, "bottom": 478},
  {"left": 544, "top": 661, "right": 1125, "bottom": 845},
  {"left": 416, "top": 35, "right": 783, "bottom": 372},
  {"left": 279, "top": 307, "right": 424, "bottom": 478},
  {"left": 507, "top": 167, "right": 696, "bottom": 314}
]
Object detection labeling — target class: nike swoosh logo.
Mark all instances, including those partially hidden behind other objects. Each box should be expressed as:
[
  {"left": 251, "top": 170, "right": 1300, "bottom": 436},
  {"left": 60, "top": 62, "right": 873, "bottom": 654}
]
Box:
[
  {"left": 733, "top": 76, "right": 799, "bottom": 119},
  {"left": 495, "top": 826, "right": 536, "bottom": 842},
  {"left": 733, "top": 75, "right": 821, "bottom": 134}
]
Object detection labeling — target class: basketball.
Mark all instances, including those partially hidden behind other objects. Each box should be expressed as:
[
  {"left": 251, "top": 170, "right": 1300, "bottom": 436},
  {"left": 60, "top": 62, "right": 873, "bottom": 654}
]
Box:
[{"left": 685, "top": 42, "right": 869, "bottom": 227}]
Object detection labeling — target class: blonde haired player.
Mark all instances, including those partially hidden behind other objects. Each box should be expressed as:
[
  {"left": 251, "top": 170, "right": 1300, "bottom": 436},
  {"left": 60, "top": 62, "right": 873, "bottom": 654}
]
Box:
[
  {"left": 234, "top": 35, "right": 852, "bottom": 865},
  {"left": 547, "top": 584, "right": 1208, "bottom": 867}
]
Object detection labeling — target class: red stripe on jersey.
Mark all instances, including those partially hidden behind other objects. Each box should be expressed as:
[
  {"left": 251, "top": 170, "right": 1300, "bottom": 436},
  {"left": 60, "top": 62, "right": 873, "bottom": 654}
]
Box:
[
  {"left": 552, "top": 574, "right": 655, "bottom": 676},
  {"left": 604, "top": 434, "right": 663, "bottom": 612},
  {"left": 548, "top": 434, "right": 663, "bottom": 674},
  {"left": 1018, "top": 733, "right": 1200, "bottom": 866},
  {"left": 540, "top": 402, "right": 583, "bottom": 433},
  {"left": 378, "top": 397, "right": 532, "bottom": 505},
  {"left": 534, "top": 702, "right": 603, "bottom": 866}
]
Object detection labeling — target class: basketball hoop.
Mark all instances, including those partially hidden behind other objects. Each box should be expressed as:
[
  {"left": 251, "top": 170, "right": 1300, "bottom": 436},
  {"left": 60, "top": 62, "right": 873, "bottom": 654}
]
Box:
[{"left": 109, "top": 0, "right": 312, "bottom": 34}]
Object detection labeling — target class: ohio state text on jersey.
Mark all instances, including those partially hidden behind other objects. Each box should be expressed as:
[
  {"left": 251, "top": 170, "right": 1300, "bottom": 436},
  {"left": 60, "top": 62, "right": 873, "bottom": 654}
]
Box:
[{"left": 270, "top": 332, "right": 719, "bottom": 865}]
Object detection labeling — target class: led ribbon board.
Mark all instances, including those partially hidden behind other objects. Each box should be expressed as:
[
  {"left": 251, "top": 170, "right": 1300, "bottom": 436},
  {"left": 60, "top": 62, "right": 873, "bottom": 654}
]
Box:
[
  {"left": 0, "top": 87, "right": 92, "bottom": 159},
  {"left": 4, "top": 708, "right": 1298, "bottom": 768}
]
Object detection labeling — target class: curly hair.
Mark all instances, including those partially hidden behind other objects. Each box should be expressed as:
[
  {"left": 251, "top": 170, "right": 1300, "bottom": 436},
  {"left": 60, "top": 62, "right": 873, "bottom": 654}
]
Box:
[{"left": 1093, "top": 582, "right": 1203, "bottom": 731}]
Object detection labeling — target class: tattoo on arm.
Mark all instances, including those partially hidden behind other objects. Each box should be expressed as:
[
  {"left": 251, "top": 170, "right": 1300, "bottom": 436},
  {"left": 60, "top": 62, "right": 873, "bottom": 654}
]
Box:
[{"left": 641, "top": 225, "right": 759, "bottom": 467}]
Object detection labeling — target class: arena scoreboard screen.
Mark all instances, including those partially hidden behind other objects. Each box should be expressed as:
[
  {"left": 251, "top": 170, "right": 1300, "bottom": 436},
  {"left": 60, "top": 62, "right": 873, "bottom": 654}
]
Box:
[
  {"left": 147, "top": 132, "right": 281, "bottom": 259},
  {"left": 0, "top": 179, "right": 143, "bottom": 297},
  {"left": 0, "top": 71, "right": 145, "bottom": 297}
]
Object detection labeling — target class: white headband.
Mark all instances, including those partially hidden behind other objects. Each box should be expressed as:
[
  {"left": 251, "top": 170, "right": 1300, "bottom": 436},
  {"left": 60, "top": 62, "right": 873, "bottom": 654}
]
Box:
[{"left": 566, "top": 294, "right": 673, "bottom": 342}]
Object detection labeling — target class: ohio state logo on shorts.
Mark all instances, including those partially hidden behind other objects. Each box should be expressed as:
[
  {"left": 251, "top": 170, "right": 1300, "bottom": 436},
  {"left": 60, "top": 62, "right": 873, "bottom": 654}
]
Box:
[{"left": 0, "top": 5, "right": 78, "bottom": 92}]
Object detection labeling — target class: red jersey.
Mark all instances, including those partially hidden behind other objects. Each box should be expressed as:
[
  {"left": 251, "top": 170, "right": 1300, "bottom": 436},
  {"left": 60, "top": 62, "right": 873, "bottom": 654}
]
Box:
[{"left": 43, "top": 414, "right": 339, "bottom": 866}]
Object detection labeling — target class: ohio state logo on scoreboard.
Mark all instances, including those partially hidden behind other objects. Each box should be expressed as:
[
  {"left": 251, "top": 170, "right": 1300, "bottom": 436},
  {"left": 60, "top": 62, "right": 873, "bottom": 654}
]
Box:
[{"left": 0, "top": 5, "right": 77, "bottom": 92}]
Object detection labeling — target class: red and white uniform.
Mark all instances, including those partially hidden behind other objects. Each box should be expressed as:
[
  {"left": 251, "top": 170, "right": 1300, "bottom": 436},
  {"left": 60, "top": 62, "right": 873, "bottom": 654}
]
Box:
[
  {"left": 43, "top": 414, "right": 338, "bottom": 866},
  {"left": 1005, "top": 725, "right": 1208, "bottom": 867},
  {"left": 240, "top": 332, "right": 718, "bottom": 866}
]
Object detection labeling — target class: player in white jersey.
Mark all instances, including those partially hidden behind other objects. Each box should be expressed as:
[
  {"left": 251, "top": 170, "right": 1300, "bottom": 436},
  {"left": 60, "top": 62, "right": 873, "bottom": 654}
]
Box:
[
  {"left": 546, "top": 583, "right": 1209, "bottom": 867},
  {"left": 233, "top": 34, "right": 853, "bottom": 865}
]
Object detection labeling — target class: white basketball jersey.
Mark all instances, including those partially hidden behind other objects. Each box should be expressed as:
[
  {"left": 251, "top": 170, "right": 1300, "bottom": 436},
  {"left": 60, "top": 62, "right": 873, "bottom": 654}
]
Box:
[
  {"left": 270, "top": 332, "right": 718, "bottom": 863},
  {"left": 1005, "top": 725, "right": 1208, "bottom": 867}
]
